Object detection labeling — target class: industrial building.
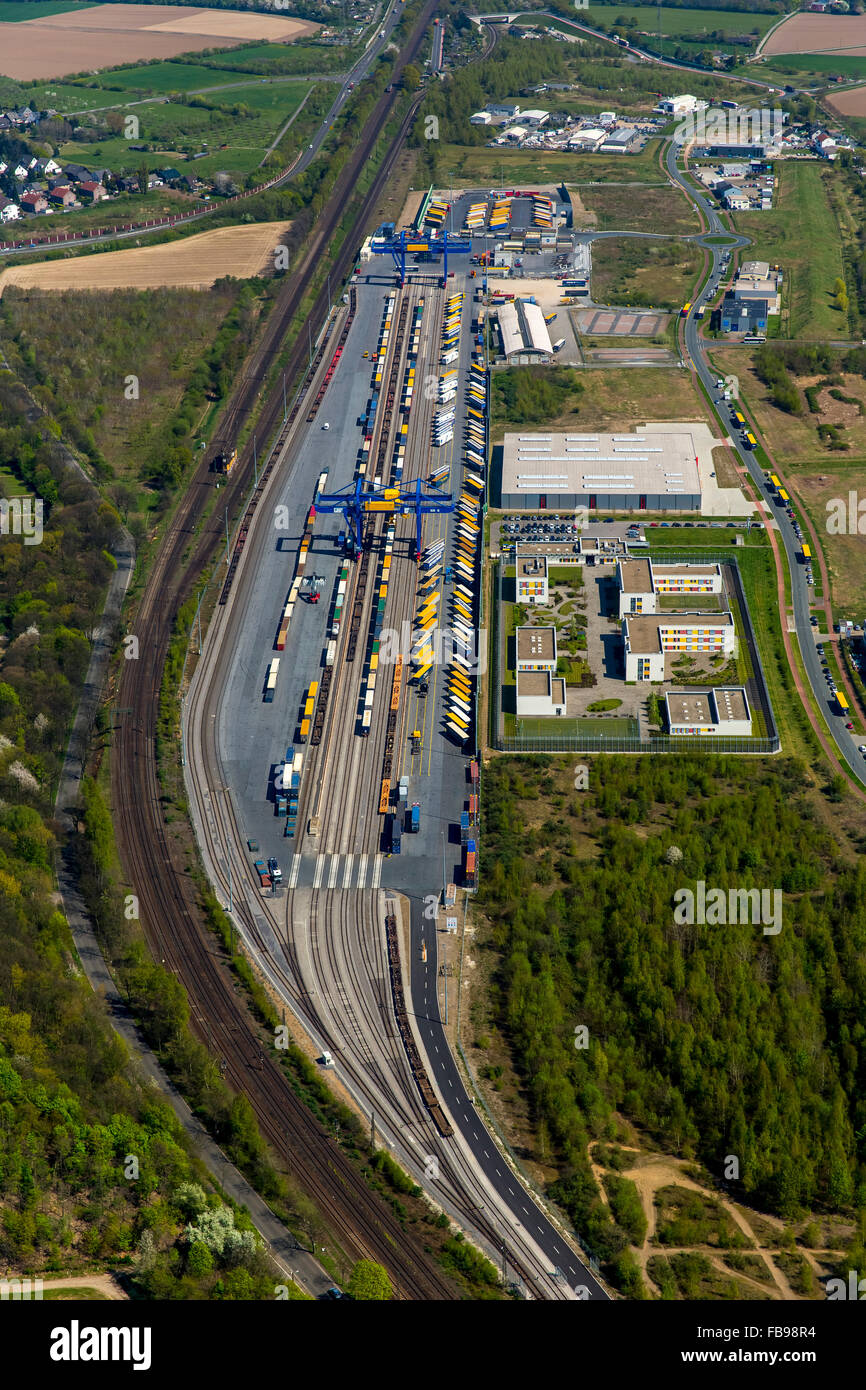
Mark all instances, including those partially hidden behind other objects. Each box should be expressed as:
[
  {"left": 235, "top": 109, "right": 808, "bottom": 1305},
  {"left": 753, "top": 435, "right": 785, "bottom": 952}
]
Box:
[
  {"left": 656, "top": 95, "right": 705, "bottom": 116},
  {"left": 516, "top": 670, "right": 567, "bottom": 718},
  {"left": 499, "top": 428, "right": 703, "bottom": 511},
  {"left": 516, "top": 625, "right": 557, "bottom": 673},
  {"left": 497, "top": 300, "right": 554, "bottom": 360},
  {"left": 600, "top": 126, "right": 637, "bottom": 153},
  {"left": 616, "top": 560, "right": 723, "bottom": 617},
  {"left": 665, "top": 687, "right": 752, "bottom": 737},
  {"left": 516, "top": 550, "right": 549, "bottom": 605},
  {"left": 623, "top": 613, "right": 735, "bottom": 682}
]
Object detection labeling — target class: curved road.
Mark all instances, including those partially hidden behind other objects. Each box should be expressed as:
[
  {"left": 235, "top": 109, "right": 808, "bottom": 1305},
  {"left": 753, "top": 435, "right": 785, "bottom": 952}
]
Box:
[{"left": 665, "top": 138, "right": 866, "bottom": 784}]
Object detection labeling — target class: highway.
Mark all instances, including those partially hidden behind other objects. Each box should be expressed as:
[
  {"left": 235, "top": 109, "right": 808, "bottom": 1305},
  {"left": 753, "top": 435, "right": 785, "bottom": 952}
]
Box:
[
  {"left": 184, "top": 261, "right": 609, "bottom": 1300},
  {"left": 666, "top": 139, "right": 866, "bottom": 784}
]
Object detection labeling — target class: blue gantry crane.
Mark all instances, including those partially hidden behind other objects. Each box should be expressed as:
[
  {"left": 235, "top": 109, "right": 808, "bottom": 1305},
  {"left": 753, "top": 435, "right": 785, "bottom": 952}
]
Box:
[
  {"left": 369, "top": 228, "right": 471, "bottom": 287},
  {"left": 314, "top": 479, "right": 454, "bottom": 559}
]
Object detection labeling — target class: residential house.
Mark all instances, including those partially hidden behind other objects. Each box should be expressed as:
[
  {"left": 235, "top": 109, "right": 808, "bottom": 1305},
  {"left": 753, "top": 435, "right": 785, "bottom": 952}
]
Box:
[
  {"left": 49, "top": 186, "right": 76, "bottom": 208},
  {"left": 13, "top": 164, "right": 29, "bottom": 182},
  {"left": 0, "top": 197, "right": 20, "bottom": 222},
  {"left": 77, "top": 181, "right": 107, "bottom": 203},
  {"left": 62, "top": 164, "right": 92, "bottom": 183},
  {"left": 19, "top": 191, "right": 47, "bottom": 214},
  {"left": 156, "top": 167, "right": 182, "bottom": 184},
  {"left": 118, "top": 176, "right": 140, "bottom": 193}
]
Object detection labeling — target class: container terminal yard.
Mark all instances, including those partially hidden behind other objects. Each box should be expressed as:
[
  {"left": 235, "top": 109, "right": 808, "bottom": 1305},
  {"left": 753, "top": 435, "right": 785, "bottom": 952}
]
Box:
[{"left": 183, "top": 204, "right": 608, "bottom": 1300}]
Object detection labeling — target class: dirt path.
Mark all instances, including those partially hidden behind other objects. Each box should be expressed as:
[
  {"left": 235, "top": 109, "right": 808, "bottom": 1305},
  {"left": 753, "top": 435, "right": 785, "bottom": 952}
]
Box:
[
  {"left": 9, "top": 1274, "right": 128, "bottom": 1300},
  {"left": 622, "top": 1156, "right": 798, "bottom": 1300}
]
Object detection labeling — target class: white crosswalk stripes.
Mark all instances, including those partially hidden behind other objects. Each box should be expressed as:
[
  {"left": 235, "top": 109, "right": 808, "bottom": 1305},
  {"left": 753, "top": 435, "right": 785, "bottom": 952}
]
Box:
[
  {"left": 313, "top": 853, "right": 326, "bottom": 889},
  {"left": 290, "top": 853, "right": 385, "bottom": 889}
]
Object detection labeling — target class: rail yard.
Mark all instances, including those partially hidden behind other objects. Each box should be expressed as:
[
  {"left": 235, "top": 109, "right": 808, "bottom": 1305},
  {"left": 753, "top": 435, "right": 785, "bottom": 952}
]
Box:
[{"left": 183, "top": 235, "right": 607, "bottom": 1299}]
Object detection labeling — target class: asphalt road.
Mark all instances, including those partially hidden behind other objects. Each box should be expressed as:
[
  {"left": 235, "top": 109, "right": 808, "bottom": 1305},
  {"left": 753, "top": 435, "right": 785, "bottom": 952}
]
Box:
[{"left": 666, "top": 140, "right": 866, "bottom": 784}]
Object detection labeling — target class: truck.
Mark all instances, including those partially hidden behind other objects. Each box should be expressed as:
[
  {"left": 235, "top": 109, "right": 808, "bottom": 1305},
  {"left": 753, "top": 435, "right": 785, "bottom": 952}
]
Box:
[
  {"left": 680, "top": 302, "right": 692, "bottom": 318},
  {"left": 276, "top": 795, "right": 287, "bottom": 817},
  {"left": 552, "top": 338, "right": 566, "bottom": 353},
  {"left": 460, "top": 810, "right": 470, "bottom": 844},
  {"left": 398, "top": 777, "right": 408, "bottom": 801},
  {"left": 464, "top": 839, "right": 477, "bottom": 878},
  {"left": 390, "top": 816, "right": 402, "bottom": 855},
  {"left": 409, "top": 802, "right": 420, "bottom": 834},
  {"left": 308, "top": 815, "right": 320, "bottom": 837}
]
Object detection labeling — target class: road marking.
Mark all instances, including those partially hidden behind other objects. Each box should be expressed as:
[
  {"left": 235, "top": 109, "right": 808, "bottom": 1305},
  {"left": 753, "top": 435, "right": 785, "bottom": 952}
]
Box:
[
  {"left": 313, "top": 854, "right": 325, "bottom": 889},
  {"left": 357, "top": 852, "right": 368, "bottom": 888},
  {"left": 342, "top": 853, "right": 353, "bottom": 889},
  {"left": 288, "top": 854, "right": 301, "bottom": 889},
  {"left": 371, "top": 853, "right": 382, "bottom": 888},
  {"left": 328, "top": 854, "right": 340, "bottom": 889}
]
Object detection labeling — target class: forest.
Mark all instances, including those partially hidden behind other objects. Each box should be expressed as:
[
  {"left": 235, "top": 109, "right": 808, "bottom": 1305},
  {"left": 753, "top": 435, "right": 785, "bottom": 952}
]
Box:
[
  {"left": 476, "top": 754, "right": 866, "bottom": 1290},
  {"left": 0, "top": 377, "right": 300, "bottom": 1296}
]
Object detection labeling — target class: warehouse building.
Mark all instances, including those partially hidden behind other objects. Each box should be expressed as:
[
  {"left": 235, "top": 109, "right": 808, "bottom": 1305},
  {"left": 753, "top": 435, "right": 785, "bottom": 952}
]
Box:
[
  {"left": 500, "top": 428, "right": 702, "bottom": 511},
  {"left": 516, "top": 669, "right": 567, "bottom": 718},
  {"left": 516, "top": 625, "right": 557, "bottom": 672},
  {"left": 601, "top": 126, "right": 637, "bottom": 153},
  {"left": 656, "top": 95, "right": 705, "bottom": 116},
  {"left": 665, "top": 686, "right": 752, "bottom": 737},
  {"left": 617, "top": 560, "right": 723, "bottom": 617},
  {"left": 516, "top": 550, "right": 549, "bottom": 605},
  {"left": 623, "top": 613, "right": 735, "bottom": 682},
  {"left": 497, "top": 299, "right": 554, "bottom": 360}
]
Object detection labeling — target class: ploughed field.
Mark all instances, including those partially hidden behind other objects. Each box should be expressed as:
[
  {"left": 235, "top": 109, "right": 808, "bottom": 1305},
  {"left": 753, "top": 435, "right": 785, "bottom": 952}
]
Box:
[
  {"left": 762, "top": 12, "right": 866, "bottom": 58},
  {"left": 0, "top": 3, "right": 319, "bottom": 79}
]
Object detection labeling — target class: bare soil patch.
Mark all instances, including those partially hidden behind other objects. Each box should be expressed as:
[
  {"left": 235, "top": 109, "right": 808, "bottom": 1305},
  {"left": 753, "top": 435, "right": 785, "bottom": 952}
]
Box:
[
  {"left": 763, "top": 13, "right": 866, "bottom": 57},
  {"left": 0, "top": 222, "right": 290, "bottom": 294},
  {"left": 0, "top": 3, "right": 318, "bottom": 79}
]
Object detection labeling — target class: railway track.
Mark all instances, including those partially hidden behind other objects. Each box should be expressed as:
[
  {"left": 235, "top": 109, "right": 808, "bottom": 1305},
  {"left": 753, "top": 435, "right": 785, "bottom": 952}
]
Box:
[{"left": 111, "top": 1, "right": 461, "bottom": 1299}]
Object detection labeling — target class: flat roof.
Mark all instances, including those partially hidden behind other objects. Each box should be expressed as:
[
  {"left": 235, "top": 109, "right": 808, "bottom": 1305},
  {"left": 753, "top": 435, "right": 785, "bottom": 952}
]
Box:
[
  {"left": 666, "top": 691, "right": 713, "bottom": 724},
  {"left": 619, "top": 559, "right": 652, "bottom": 591},
  {"left": 711, "top": 686, "right": 749, "bottom": 722},
  {"left": 502, "top": 428, "right": 702, "bottom": 496},
  {"left": 517, "top": 670, "right": 552, "bottom": 697},
  {"left": 665, "top": 687, "right": 749, "bottom": 725},
  {"left": 625, "top": 613, "right": 734, "bottom": 653},
  {"left": 517, "top": 553, "right": 548, "bottom": 578},
  {"left": 517, "top": 625, "right": 556, "bottom": 661},
  {"left": 653, "top": 563, "right": 720, "bottom": 578},
  {"left": 552, "top": 677, "right": 566, "bottom": 705}
]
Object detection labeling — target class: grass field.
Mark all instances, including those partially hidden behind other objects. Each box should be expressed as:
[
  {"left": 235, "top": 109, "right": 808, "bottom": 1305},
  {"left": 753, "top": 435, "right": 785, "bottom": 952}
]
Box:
[
  {"left": 429, "top": 141, "right": 664, "bottom": 188},
  {"left": 584, "top": 4, "right": 779, "bottom": 38},
  {"left": 53, "top": 60, "right": 261, "bottom": 97},
  {"left": 761, "top": 52, "right": 866, "bottom": 79},
  {"left": 573, "top": 183, "right": 700, "bottom": 235},
  {"left": 0, "top": 0, "right": 95, "bottom": 17},
  {"left": 728, "top": 162, "right": 845, "bottom": 339},
  {"left": 490, "top": 364, "right": 710, "bottom": 443},
  {"left": 590, "top": 238, "right": 703, "bottom": 311},
  {"left": 710, "top": 348, "right": 866, "bottom": 466},
  {"left": 0, "top": 188, "right": 193, "bottom": 243}
]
